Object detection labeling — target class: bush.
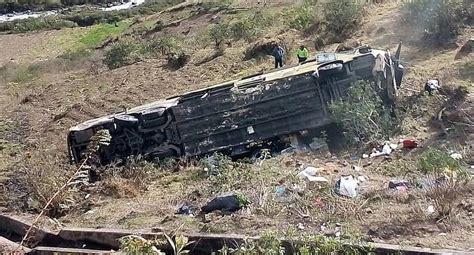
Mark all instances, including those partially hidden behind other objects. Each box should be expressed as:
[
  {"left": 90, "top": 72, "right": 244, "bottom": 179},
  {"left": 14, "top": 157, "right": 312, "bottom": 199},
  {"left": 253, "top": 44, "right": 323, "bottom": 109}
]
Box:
[
  {"left": 104, "top": 37, "right": 143, "bottom": 69},
  {"left": 208, "top": 22, "right": 232, "bottom": 48},
  {"left": 284, "top": 6, "right": 317, "bottom": 30},
  {"left": 418, "top": 148, "right": 470, "bottom": 218},
  {"left": 329, "top": 81, "right": 398, "bottom": 144},
  {"left": 322, "top": 0, "right": 362, "bottom": 37},
  {"left": 9, "top": 16, "right": 77, "bottom": 32},
  {"left": 403, "top": 0, "right": 471, "bottom": 46}
]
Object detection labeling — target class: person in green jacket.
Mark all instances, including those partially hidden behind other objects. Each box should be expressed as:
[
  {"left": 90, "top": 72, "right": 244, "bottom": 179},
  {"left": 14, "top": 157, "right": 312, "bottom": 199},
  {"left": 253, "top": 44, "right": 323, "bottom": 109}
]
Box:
[{"left": 296, "top": 45, "right": 309, "bottom": 63}]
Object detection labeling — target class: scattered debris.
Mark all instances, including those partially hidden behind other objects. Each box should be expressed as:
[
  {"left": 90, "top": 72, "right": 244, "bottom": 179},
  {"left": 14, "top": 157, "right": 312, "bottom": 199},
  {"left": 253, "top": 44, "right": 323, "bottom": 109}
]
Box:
[
  {"left": 297, "top": 223, "right": 305, "bottom": 230},
  {"left": 176, "top": 203, "right": 196, "bottom": 215},
  {"left": 450, "top": 153, "right": 463, "bottom": 160},
  {"left": 297, "top": 166, "right": 329, "bottom": 189},
  {"left": 402, "top": 139, "right": 418, "bottom": 149},
  {"left": 352, "top": 165, "right": 362, "bottom": 171},
  {"left": 388, "top": 180, "right": 409, "bottom": 190},
  {"left": 335, "top": 175, "right": 358, "bottom": 198},
  {"left": 370, "top": 142, "right": 396, "bottom": 158},
  {"left": 426, "top": 205, "right": 435, "bottom": 215},
  {"left": 201, "top": 193, "right": 244, "bottom": 214},
  {"left": 357, "top": 176, "right": 367, "bottom": 183},
  {"left": 424, "top": 79, "right": 441, "bottom": 95},
  {"left": 275, "top": 185, "right": 285, "bottom": 197}
]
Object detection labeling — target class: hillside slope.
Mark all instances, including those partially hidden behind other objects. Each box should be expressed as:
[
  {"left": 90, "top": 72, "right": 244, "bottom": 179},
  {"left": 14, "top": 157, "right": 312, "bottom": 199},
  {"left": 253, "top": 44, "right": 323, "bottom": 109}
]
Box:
[{"left": 0, "top": 0, "right": 473, "bottom": 251}]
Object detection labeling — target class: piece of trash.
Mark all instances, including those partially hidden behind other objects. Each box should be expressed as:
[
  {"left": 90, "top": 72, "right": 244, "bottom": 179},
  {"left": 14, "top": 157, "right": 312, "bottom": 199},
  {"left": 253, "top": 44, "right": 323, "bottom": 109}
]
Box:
[
  {"left": 352, "top": 165, "right": 362, "bottom": 171},
  {"left": 297, "top": 223, "right": 305, "bottom": 230},
  {"left": 176, "top": 203, "right": 196, "bottom": 215},
  {"left": 438, "top": 233, "right": 447, "bottom": 236},
  {"left": 335, "top": 175, "right": 358, "bottom": 198},
  {"left": 275, "top": 185, "right": 285, "bottom": 196},
  {"left": 362, "top": 154, "right": 369, "bottom": 159},
  {"left": 427, "top": 205, "right": 435, "bottom": 214},
  {"left": 416, "top": 178, "right": 440, "bottom": 189},
  {"left": 388, "top": 180, "right": 409, "bottom": 189},
  {"left": 424, "top": 79, "right": 440, "bottom": 95},
  {"left": 297, "top": 167, "right": 329, "bottom": 189},
  {"left": 85, "top": 194, "right": 91, "bottom": 199},
  {"left": 370, "top": 142, "right": 395, "bottom": 158},
  {"left": 298, "top": 166, "right": 319, "bottom": 177},
  {"left": 357, "top": 176, "right": 367, "bottom": 182},
  {"left": 402, "top": 139, "right": 418, "bottom": 149},
  {"left": 450, "top": 153, "right": 463, "bottom": 160},
  {"left": 201, "top": 193, "right": 245, "bottom": 214}
]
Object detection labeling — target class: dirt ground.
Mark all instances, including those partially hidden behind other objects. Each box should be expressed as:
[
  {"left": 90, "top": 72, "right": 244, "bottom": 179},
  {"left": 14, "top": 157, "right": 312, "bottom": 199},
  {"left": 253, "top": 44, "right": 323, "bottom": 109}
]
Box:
[{"left": 0, "top": 1, "right": 473, "bottom": 252}]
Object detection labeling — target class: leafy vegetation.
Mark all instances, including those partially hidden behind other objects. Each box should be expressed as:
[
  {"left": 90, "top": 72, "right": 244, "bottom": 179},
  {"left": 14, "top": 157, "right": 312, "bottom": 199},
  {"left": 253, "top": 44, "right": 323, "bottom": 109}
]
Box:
[
  {"left": 284, "top": 6, "right": 317, "bottom": 30},
  {"left": 0, "top": 16, "right": 77, "bottom": 32},
  {"left": 104, "top": 36, "right": 143, "bottom": 69},
  {"left": 418, "top": 148, "right": 470, "bottom": 219},
  {"left": 329, "top": 81, "right": 398, "bottom": 145},
  {"left": 403, "top": 0, "right": 473, "bottom": 46},
  {"left": 0, "top": 0, "right": 181, "bottom": 33},
  {"left": 321, "top": 0, "right": 363, "bottom": 37}
]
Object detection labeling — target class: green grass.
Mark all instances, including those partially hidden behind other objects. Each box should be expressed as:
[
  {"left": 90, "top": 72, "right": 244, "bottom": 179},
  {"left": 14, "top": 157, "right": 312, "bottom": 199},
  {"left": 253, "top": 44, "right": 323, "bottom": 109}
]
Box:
[{"left": 79, "top": 21, "right": 131, "bottom": 49}]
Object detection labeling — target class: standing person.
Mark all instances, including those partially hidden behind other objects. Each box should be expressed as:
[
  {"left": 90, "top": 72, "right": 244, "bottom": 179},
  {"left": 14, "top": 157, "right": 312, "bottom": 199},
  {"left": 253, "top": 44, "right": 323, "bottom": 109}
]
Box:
[
  {"left": 272, "top": 43, "right": 285, "bottom": 68},
  {"left": 296, "top": 45, "right": 309, "bottom": 63}
]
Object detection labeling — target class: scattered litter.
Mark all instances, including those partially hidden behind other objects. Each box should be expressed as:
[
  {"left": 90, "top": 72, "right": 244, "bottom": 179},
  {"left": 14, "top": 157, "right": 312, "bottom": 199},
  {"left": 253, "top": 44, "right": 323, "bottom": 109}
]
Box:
[
  {"left": 424, "top": 79, "right": 440, "bottom": 95},
  {"left": 357, "top": 176, "right": 367, "bottom": 182},
  {"left": 426, "top": 205, "right": 435, "bottom": 215},
  {"left": 201, "top": 193, "right": 243, "bottom": 214},
  {"left": 85, "top": 194, "right": 91, "bottom": 199},
  {"left": 362, "top": 154, "right": 369, "bottom": 159},
  {"left": 370, "top": 142, "right": 396, "bottom": 158},
  {"left": 352, "top": 165, "right": 362, "bottom": 171},
  {"left": 335, "top": 175, "right": 358, "bottom": 198},
  {"left": 297, "top": 223, "right": 305, "bottom": 230},
  {"left": 416, "top": 178, "right": 440, "bottom": 189},
  {"left": 275, "top": 185, "right": 285, "bottom": 197},
  {"left": 388, "top": 180, "right": 409, "bottom": 190},
  {"left": 450, "top": 153, "right": 463, "bottom": 160},
  {"left": 335, "top": 223, "right": 342, "bottom": 238},
  {"left": 297, "top": 166, "right": 320, "bottom": 177},
  {"left": 297, "top": 167, "right": 329, "bottom": 189},
  {"left": 438, "top": 233, "right": 447, "bottom": 236},
  {"left": 176, "top": 203, "right": 196, "bottom": 215},
  {"left": 402, "top": 139, "right": 418, "bottom": 149}
]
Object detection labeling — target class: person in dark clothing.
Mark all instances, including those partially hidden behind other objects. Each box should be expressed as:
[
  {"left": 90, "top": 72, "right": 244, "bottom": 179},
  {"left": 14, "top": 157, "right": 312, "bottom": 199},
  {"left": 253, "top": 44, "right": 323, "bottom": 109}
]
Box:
[{"left": 272, "top": 43, "right": 285, "bottom": 68}]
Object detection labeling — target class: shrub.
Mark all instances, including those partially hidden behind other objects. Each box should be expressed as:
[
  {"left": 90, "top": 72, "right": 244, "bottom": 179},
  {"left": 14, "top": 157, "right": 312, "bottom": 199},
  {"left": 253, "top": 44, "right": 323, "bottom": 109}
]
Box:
[
  {"left": 284, "top": 6, "right": 317, "bottom": 30},
  {"left": 104, "top": 37, "right": 143, "bottom": 69},
  {"left": 208, "top": 22, "right": 232, "bottom": 48},
  {"left": 418, "top": 148, "right": 470, "bottom": 218},
  {"left": 329, "top": 81, "right": 397, "bottom": 144},
  {"left": 322, "top": 0, "right": 362, "bottom": 37},
  {"left": 10, "top": 16, "right": 77, "bottom": 32},
  {"left": 403, "top": 0, "right": 471, "bottom": 46}
]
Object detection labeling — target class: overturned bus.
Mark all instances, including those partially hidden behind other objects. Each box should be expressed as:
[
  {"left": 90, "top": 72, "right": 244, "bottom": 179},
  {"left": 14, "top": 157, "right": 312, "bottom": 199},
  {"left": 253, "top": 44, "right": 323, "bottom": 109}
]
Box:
[{"left": 68, "top": 44, "right": 404, "bottom": 165}]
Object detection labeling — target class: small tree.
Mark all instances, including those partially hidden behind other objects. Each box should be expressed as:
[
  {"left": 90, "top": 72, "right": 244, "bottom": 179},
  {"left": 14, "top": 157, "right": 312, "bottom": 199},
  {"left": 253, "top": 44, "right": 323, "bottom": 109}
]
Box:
[
  {"left": 329, "top": 81, "right": 396, "bottom": 144},
  {"left": 322, "top": 0, "right": 362, "bottom": 37},
  {"left": 208, "top": 23, "right": 231, "bottom": 48},
  {"left": 104, "top": 37, "right": 143, "bottom": 69}
]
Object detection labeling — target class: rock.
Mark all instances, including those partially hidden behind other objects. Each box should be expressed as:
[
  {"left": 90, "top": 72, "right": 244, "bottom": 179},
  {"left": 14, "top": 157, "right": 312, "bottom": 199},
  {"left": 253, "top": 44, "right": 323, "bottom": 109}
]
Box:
[{"left": 454, "top": 38, "right": 473, "bottom": 60}]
